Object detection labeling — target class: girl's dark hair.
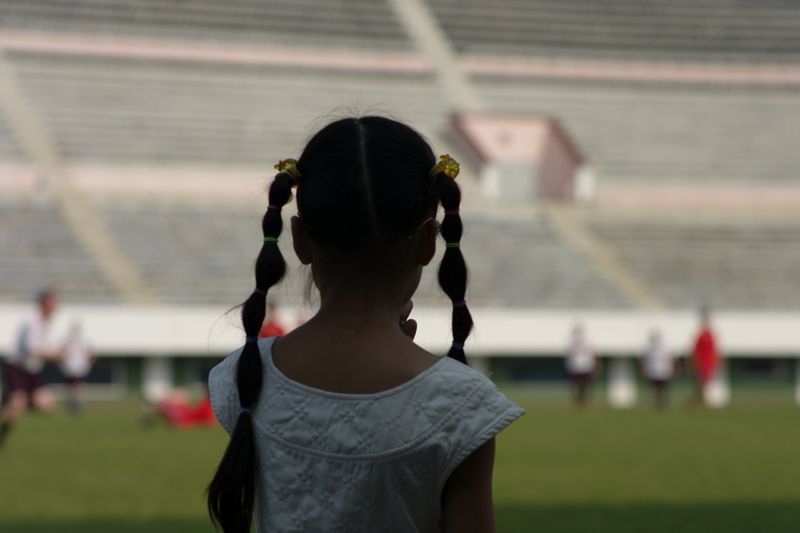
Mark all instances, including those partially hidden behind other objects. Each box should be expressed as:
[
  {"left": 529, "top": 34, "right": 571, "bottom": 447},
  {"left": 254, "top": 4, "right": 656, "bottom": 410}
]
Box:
[{"left": 207, "top": 116, "right": 473, "bottom": 532}]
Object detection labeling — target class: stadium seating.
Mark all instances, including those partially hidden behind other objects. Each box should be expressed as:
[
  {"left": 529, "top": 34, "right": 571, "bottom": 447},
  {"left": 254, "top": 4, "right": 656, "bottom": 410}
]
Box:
[
  {"left": 428, "top": 0, "right": 800, "bottom": 62},
  {"left": 100, "top": 203, "right": 262, "bottom": 305},
  {"left": 11, "top": 54, "right": 446, "bottom": 165},
  {"left": 422, "top": 213, "right": 630, "bottom": 308},
  {"left": 10, "top": 200, "right": 793, "bottom": 311},
  {"left": 587, "top": 215, "right": 800, "bottom": 309},
  {"left": 0, "top": 201, "right": 119, "bottom": 302},
  {"left": 478, "top": 79, "right": 800, "bottom": 182},
  {"left": 11, "top": 52, "right": 800, "bottom": 183},
  {"left": 93, "top": 203, "right": 628, "bottom": 308},
  {"left": 0, "top": 118, "right": 22, "bottom": 161},
  {"left": 1, "top": 0, "right": 799, "bottom": 313},
  {"left": 0, "top": 0, "right": 411, "bottom": 50}
]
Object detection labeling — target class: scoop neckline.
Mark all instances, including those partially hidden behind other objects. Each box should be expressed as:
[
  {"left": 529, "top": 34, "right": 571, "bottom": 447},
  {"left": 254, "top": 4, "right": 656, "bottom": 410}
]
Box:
[{"left": 260, "top": 336, "right": 449, "bottom": 400}]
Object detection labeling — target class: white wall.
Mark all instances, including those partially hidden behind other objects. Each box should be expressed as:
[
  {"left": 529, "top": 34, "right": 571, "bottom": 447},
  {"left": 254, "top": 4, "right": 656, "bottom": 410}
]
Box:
[{"left": 1, "top": 304, "right": 799, "bottom": 358}]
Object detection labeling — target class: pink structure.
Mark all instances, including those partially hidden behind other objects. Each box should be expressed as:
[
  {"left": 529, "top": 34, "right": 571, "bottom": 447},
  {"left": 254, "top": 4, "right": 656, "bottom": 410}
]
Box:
[{"left": 453, "top": 114, "right": 583, "bottom": 202}]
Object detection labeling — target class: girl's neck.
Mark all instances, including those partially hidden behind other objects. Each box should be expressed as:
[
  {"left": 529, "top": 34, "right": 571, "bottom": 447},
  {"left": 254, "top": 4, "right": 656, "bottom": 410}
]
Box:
[
  {"left": 272, "top": 282, "right": 437, "bottom": 396},
  {"left": 315, "top": 291, "right": 403, "bottom": 334}
]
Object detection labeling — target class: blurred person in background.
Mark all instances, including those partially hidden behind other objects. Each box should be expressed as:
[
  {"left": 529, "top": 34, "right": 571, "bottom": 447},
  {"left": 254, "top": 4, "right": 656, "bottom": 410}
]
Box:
[
  {"left": 641, "top": 328, "right": 675, "bottom": 409},
  {"left": 566, "top": 322, "right": 599, "bottom": 409},
  {"left": 60, "top": 321, "right": 95, "bottom": 414},
  {"left": 258, "top": 300, "right": 287, "bottom": 338},
  {"left": 0, "top": 288, "right": 66, "bottom": 448},
  {"left": 690, "top": 307, "right": 721, "bottom": 408}
]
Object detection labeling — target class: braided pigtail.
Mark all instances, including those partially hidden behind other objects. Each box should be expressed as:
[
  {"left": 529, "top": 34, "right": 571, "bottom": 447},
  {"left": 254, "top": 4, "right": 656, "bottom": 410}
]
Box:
[
  {"left": 433, "top": 156, "right": 473, "bottom": 365},
  {"left": 207, "top": 167, "right": 296, "bottom": 533}
]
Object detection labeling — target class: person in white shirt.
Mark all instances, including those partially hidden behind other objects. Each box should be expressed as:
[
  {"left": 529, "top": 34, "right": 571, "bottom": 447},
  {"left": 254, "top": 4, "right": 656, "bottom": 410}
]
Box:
[
  {"left": 60, "top": 321, "right": 95, "bottom": 414},
  {"left": 641, "top": 329, "right": 675, "bottom": 409},
  {"left": 565, "top": 323, "right": 599, "bottom": 409},
  {"left": 1, "top": 289, "right": 65, "bottom": 447}
]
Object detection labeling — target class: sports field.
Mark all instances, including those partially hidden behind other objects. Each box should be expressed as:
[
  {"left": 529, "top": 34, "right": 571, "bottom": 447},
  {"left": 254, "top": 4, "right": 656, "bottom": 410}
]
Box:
[{"left": 1, "top": 393, "right": 798, "bottom": 533}]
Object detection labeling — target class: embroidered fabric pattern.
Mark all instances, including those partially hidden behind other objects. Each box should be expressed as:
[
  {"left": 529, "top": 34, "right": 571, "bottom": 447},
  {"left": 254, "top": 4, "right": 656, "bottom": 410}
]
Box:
[{"left": 208, "top": 338, "right": 524, "bottom": 532}]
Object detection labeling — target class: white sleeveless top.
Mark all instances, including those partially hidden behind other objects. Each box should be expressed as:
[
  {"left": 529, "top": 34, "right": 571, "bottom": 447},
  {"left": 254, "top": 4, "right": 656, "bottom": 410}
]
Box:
[{"left": 209, "top": 337, "right": 524, "bottom": 533}]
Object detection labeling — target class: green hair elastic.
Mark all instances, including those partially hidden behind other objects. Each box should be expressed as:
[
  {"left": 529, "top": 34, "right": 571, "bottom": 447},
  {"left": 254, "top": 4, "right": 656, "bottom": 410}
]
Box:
[
  {"left": 264, "top": 236, "right": 279, "bottom": 244},
  {"left": 446, "top": 242, "right": 460, "bottom": 248}
]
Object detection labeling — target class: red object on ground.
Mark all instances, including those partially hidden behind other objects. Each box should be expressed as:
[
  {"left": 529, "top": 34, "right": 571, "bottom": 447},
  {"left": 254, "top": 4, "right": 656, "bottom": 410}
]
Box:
[
  {"left": 693, "top": 328, "right": 719, "bottom": 385},
  {"left": 259, "top": 320, "right": 286, "bottom": 338},
  {"left": 189, "top": 396, "right": 215, "bottom": 425},
  {"left": 159, "top": 396, "right": 216, "bottom": 428}
]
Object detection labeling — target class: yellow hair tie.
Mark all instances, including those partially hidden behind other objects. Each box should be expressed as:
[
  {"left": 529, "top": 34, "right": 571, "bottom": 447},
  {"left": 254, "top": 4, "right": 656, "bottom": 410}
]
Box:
[
  {"left": 274, "top": 158, "right": 301, "bottom": 186},
  {"left": 430, "top": 154, "right": 460, "bottom": 179}
]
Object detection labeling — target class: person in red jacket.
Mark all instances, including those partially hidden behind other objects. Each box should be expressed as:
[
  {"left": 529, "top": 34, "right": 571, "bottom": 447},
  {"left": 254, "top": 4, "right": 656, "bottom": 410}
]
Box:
[{"left": 691, "top": 308, "right": 720, "bottom": 408}]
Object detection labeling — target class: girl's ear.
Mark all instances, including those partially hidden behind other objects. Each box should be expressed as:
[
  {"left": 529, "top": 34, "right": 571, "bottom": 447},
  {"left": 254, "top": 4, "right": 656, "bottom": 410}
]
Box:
[
  {"left": 416, "top": 217, "right": 437, "bottom": 266},
  {"left": 291, "top": 216, "right": 313, "bottom": 265}
]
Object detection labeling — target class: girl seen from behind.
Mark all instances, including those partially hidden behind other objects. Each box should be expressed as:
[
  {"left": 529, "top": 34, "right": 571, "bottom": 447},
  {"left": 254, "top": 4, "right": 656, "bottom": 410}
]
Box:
[{"left": 207, "top": 116, "right": 524, "bottom": 532}]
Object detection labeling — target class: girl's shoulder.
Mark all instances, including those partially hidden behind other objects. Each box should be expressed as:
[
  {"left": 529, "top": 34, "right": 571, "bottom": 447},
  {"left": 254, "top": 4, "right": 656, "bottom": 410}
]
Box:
[
  {"left": 209, "top": 337, "right": 497, "bottom": 400},
  {"left": 208, "top": 337, "right": 524, "bottom": 448},
  {"left": 210, "top": 336, "right": 499, "bottom": 403}
]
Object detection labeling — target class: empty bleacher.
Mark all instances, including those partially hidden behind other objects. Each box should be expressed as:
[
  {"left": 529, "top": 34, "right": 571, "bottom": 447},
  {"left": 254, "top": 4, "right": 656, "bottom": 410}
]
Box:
[
  {"left": 97, "top": 203, "right": 629, "bottom": 308},
  {"left": 0, "top": 201, "right": 118, "bottom": 303},
  {"left": 9, "top": 54, "right": 446, "bottom": 165},
  {"left": 2, "top": 2, "right": 798, "bottom": 184},
  {"left": 0, "top": 0, "right": 411, "bottom": 50},
  {"left": 12, "top": 52, "right": 800, "bottom": 183},
  {"left": 479, "top": 79, "right": 800, "bottom": 182},
  {"left": 7, "top": 199, "right": 800, "bottom": 310},
  {"left": 6, "top": 0, "right": 800, "bottom": 63},
  {"left": 0, "top": 117, "right": 22, "bottom": 161},
  {"left": 585, "top": 214, "right": 800, "bottom": 309},
  {"left": 1, "top": 0, "right": 800, "bottom": 315},
  {"left": 428, "top": 0, "right": 800, "bottom": 63},
  {"left": 99, "top": 203, "right": 265, "bottom": 305},
  {"left": 444, "top": 213, "right": 629, "bottom": 309}
]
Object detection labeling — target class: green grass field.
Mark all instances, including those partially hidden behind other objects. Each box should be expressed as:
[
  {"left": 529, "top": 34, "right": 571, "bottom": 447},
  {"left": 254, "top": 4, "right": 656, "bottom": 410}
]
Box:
[{"left": 1, "top": 394, "right": 799, "bottom": 533}]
